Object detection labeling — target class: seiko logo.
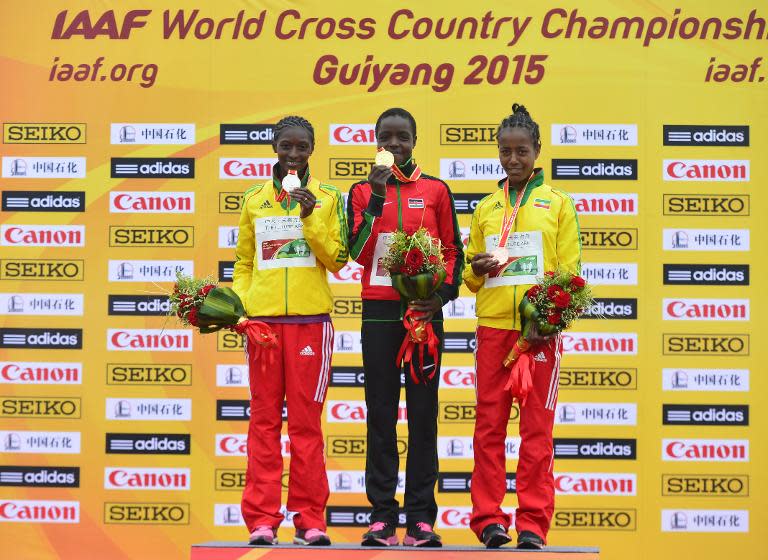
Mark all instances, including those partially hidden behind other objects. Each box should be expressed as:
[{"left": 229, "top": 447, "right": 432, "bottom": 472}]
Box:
[
  {"left": 0, "top": 328, "right": 82, "bottom": 349},
  {"left": 552, "top": 159, "right": 638, "bottom": 180},
  {"left": 561, "top": 333, "right": 637, "bottom": 354},
  {"left": 663, "top": 159, "right": 749, "bottom": 181},
  {"left": 582, "top": 298, "right": 637, "bottom": 319},
  {"left": 110, "top": 158, "right": 194, "bottom": 179},
  {"left": 215, "top": 469, "right": 246, "bottom": 490},
  {"left": 332, "top": 297, "right": 362, "bottom": 318},
  {"left": 663, "top": 264, "right": 749, "bottom": 286},
  {"left": 2, "top": 191, "right": 84, "bottom": 212},
  {"left": 580, "top": 263, "right": 638, "bottom": 286},
  {"left": 0, "top": 362, "right": 81, "bottom": 385},
  {"left": 663, "top": 229, "right": 749, "bottom": 251},
  {"left": 104, "top": 503, "right": 189, "bottom": 525},
  {"left": 329, "top": 124, "right": 375, "bottom": 145},
  {"left": 107, "top": 329, "right": 192, "bottom": 351},
  {"left": 661, "top": 509, "right": 748, "bottom": 533},
  {"left": 551, "top": 124, "right": 637, "bottom": 146},
  {"left": 217, "top": 331, "right": 243, "bottom": 351},
  {"left": 554, "top": 473, "right": 636, "bottom": 495},
  {"left": 571, "top": 193, "right": 637, "bottom": 215},
  {"left": 107, "top": 364, "right": 191, "bottom": 386},
  {"left": 108, "top": 260, "right": 193, "bottom": 282},
  {"left": 663, "top": 125, "right": 749, "bottom": 147},
  {"left": 0, "top": 259, "right": 84, "bottom": 281},
  {"left": 1, "top": 157, "right": 86, "bottom": 178},
  {"left": 110, "top": 124, "right": 194, "bottom": 145},
  {"left": 439, "top": 124, "right": 496, "bottom": 145},
  {"left": 219, "top": 158, "right": 274, "bottom": 179},
  {"left": 663, "top": 194, "right": 749, "bottom": 216},
  {"left": 1, "top": 431, "right": 80, "bottom": 454},
  {"left": 662, "top": 368, "right": 749, "bottom": 392},
  {"left": 104, "top": 468, "right": 189, "bottom": 490},
  {"left": 4, "top": 123, "right": 86, "bottom": 144},
  {"left": 218, "top": 193, "right": 242, "bottom": 213},
  {"left": 327, "top": 436, "right": 407, "bottom": 458},
  {"left": 110, "top": 192, "right": 193, "bottom": 213},
  {"left": 555, "top": 403, "right": 637, "bottom": 425},
  {"left": 106, "top": 433, "right": 190, "bottom": 455},
  {"left": 220, "top": 124, "right": 275, "bottom": 144},
  {"left": 0, "top": 397, "right": 80, "bottom": 418},
  {"left": 663, "top": 299, "right": 749, "bottom": 321},
  {"left": 662, "top": 475, "right": 749, "bottom": 497},
  {"left": 329, "top": 159, "right": 374, "bottom": 180},
  {"left": 663, "top": 334, "right": 749, "bottom": 356},
  {"left": 580, "top": 229, "right": 637, "bottom": 250},
  {"left": 105, "top": 398, "right": 191, "bottom": 421},
  {"left": 554, "top": 439, "right": 636, "bottom": 459},
  {"left": 662, "top": 439, "right": 748, "bottom": 461},
  {"left": 109, "top": 226, "right": 193, "bottom": 247},
  {"left": 559, "top": 368, "right": 637, "bottom": 390},
  {"left": 0, "top": 500, "right": 79, "bottom": 523},
  {"left": 440, "top": 403, "right": 518, "bottom": 424},
  {"left": 663, "top": 405, "right": 748, "bottom": 426},
  {"left": 553, "top": 509, "right": 636, "bottom": 530},
  {"left": 1, "top": 225, "right": 84, "bottom": 247},
  {"left": 108, "top": 296, "right": 171, "bottom": 316},
  {"left": 0, "top": 466, "right": 79, "bottom": 487}
]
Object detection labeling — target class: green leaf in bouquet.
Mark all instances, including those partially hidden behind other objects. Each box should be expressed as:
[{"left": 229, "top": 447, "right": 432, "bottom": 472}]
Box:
[
  {"left": 197, "top": 287, "right": 246, "bottom": 330},
  {"left": 391, "top": 270, "right": 446, "bottom": 300}
]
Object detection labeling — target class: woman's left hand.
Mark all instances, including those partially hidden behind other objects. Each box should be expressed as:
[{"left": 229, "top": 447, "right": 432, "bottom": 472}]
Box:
[
  {"left": 292, "top": 188, "right": 317, "bottom": 218},
  {"left": 408, "top": 294, "right": 443, "bottom": 322},
  {"left": 525, "top": 321, "right": 557, "bottom": 347}
]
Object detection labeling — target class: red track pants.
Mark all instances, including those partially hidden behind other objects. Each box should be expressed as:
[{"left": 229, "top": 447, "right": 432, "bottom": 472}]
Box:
[
  {"left": 469, "top": 326, "right": 562, "bottom": 542},
  {"left": 241, "top": 321, "right": 333, "bottom": 531}
]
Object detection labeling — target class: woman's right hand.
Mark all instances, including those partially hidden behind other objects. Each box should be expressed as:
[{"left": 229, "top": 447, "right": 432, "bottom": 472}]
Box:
[
  {"left": 471, "top": 253, "right": 498, "bottom": 276},
  {"left": 368, "top": 165, "right": 392, "bottom": 197}
]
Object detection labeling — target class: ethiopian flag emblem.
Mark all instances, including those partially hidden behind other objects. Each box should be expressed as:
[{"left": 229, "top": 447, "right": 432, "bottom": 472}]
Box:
[{"left": 533, "top": 198, "right": 551, "bottom": 210}]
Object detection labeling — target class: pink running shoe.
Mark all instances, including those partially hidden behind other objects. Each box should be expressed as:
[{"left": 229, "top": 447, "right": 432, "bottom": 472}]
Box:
[
  {"left": 361, "top": 521, "right": 399, "bottom": 546},
  {"left": 248, "top": 525, "right": 277, "bottom": 545},
  {"left": 294, "top": 528, "right": 331, "bottom": 546},
  {"left": 403, "top": 522, "right": 442, "bottom": 547}
]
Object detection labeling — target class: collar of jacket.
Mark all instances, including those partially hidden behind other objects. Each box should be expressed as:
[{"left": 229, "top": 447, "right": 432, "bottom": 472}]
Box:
[
  {"left": 386, "top": 158, "right": 417, "bottom": 185},
  {"left": 272, "top": 163, "right": 310, "bottom": 194},
  {"left": 496, "top": 167, "right": 544, "bottom": 205}
]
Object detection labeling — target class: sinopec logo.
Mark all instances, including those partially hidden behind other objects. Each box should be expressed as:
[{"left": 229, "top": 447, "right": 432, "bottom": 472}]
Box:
[
  {"left": 662, "top": 368, "right": 749, "bottom": 392},
  {"left": 554, "top": 473, "right": 636, "bottom": 496},
  {"left": 108, "top": 296, "right": 171, "bottom": 316},
  {"left": 110, "top": 124, "right": 195, "bottom": 145},
  {"left": 0, "top": 259, "right": 84, "bottom": 281},
  {"left": 552, "top": 509, "right": 636, "bottom": 530},
  {"left": 329, "top": 159, "right": 374, "bottom": 180},
  {"left": 107, "top": 329, "right": 191, "bottom": 352},
  {"left": 0, "top": 466, "right": 79, "bottom": 487},
  {"left": 662, "top": 439, "right": 749, "bottom": 462},
  {"left": 551, "top": 124, "right": 637, "bottom": 146},
  {"left": 556, "top": 403, "right": 637, "bottom": 425},
  {"left": 582, "top": 298, "right": 637, "bottom": 320},
  {"left": 104, "top": 502, "right": 189, "bottom": 525},
  {"left": 0, "top": 397, "right": 81, "bottom": 419},
  {"left": 106, "top": 433, "right": 190, "bottom": 455},
  {"left": 109, "top": 226, "right": 193, "bottom": 248},
  {"left": 1, "top": 157, "right": 85, "bottom": 179},
  {"left": 663, "top": 194, "right": 749, "bottom": 216},
  {"left": 663, "top": 159, "right": 749, "bottom": 181},
  {"left": 219, "top": 158, "right": 273, "bottom": 179},
  {"left": 110, "top": 158, "right": 194, "bottom": 179},
  {"left": 581, "top": 263, "right": 638, "bottom": 286},
  {"left": 104, "top": 468, "right": 190, "bottom": 490},
  {"left": 110, "top": 192, "right": 194, "bottom": 213},
  {"left": 215, "top": 469, "right": 246, "bottom": 490},
  {"left": 440, "top": 124, "right": 496, "bottom": 145},
  {"left": 663, "top": 299, "right": 749, "bottom": 321},
  {"left": 559, "top": 368, "right": 637, "bottom": 390},
  {"left": 663, "top": 125, "right": 749, "bottom": 147},
  {"left": 108, "top": 260, "right": 193, "bottom": 283},
  {"left": 552, "top": 159, "right": 638, "bottom": 180},
  {"left": 0, "top": 500, "right": 79, "bottom": 523},
  {"left": 215, "top": 364, "right": 249, "bottom": 387},
  {"left": 663, "top": 229, "right": 749, "bottom": 251},
  {"left": 107, "top": 364, "right": 191, "bottom": 386},
  {"left": 105, "top": 398, "right": 191, "bottom": 421},
  {"left": 662, "top": 475, "right": 749, "bottom": 497},
  {"left": 1, "top": 225, "right": 84, "bottom": 247},
  {"left": 329, "top": 124, "right": 375, "bottom": 145},
  {"left": 4, "top": 123, "right": 86, "bottom": 144},
  {"left": 218, "top": 193, "right": 242, "bottom": 214},
  {"left": 554, "top": 439, "right": 636, "bottom": 460},
  {"left": 571, "top": 193, "right": 637, "bottom": 215},
  {"left": 663, "top": 334, "right": 749, "bottom": 356},
  {"left": 663, "top": 264, "right": 749, "bottom": 286},
  {"left": 580, "top": 229, "right": 637, "bottom": 250},
  {"left": 1, "top": 431, "right": 81, "bottom": 454},
  {"left": 0, "top": 329, "right": 82, "bottom": 350},
  {"left": 2, "top": 191, "right": 84, "bottom": 212},
  {"left": 663, "top": 405, "right": 748, "bottom": 426},
  {"left": 220, "top": 124, "right": 275, "bottom": 144},
  {"left": 0, "top": 362, "right": 82, "bottom": 385}
]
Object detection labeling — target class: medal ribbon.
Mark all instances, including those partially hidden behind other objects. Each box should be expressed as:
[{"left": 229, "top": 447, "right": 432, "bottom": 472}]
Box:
[
  {"left": 378, "top": 148, "right": 422, "bottom": 183},
  {"left": 497, "top": 178, "right": 526, "bottom": 250}
]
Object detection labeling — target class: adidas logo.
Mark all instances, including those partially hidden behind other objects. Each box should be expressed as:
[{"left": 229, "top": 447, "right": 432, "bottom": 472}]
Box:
[
  {"left": 533, "top": 351, "right": 547, "bottom": 362},
  {"left": 259, "top": 200, "right": 273, "bottom": 209},
  {"left": 493, "top": 201, "right": 503, "bottom": 210},
  {"left": 299, "top": 345, "right": 315, "bottom": 357}
]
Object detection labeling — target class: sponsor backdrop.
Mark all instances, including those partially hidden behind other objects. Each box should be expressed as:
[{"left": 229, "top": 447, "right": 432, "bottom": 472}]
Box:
[{"left": 0, "top": 0, "right": 764, "bottom": 559}]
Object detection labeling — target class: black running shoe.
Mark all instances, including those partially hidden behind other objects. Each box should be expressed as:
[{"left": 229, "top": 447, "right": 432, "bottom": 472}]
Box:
[
  {"left": 517, "top": 530, "right": 545, "bottom": 549},
  {"left": 361, "top": 521, "right": 398, "bottom": 546},
  {"left": 403, "top": 522, "right": 442, "bottom": 547},
  {"left": 481, "top": 523, "right": 512, "bottom": 549}
]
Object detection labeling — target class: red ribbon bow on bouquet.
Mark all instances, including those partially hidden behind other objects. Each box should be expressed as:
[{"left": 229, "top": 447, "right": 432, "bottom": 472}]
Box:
[
  {"left": 502, "top": 337, "right": 534, "bottom": 407},
  {"left": 232, "top": 319, "right": 279, "bottom": 375},
  {"left": 396, "top": 308, "right": 440, "bottom": 385}
]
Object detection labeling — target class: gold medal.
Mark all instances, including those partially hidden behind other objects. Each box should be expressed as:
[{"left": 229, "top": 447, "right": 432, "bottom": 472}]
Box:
[
  {"left": 281, "top": 170, "right": 301, "bottom": 193},
  {"left": 375, "top": 149, "right": 395, "bottom": 167},
  {"left": 491, "top": 247, "right": 509, "bottom": 266}
]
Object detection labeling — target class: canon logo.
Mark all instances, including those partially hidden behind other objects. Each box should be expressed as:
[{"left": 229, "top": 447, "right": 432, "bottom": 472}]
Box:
[
  {"left": 105, "top": 468, "right": 189, "bottom": 490},
  {"left": 664, "top": 299, "right": 749, "bottom": 321},
  {"left": 440, "top": 368, "right": 476, "bottom": 388},
  {"left": 561, "top": 333, "right": 637, "bottom": 354},
  {"left": 555, "top": 473, "right": 636, "bottom": 495},
  {"left": 572, "top": 194, "right": 637, "bottom": 215},
  {"left": 107, "top": 329, "right": 191, "bottom": 351},
  {"left": 328, "top": 262, "right": 364, "bottom": 284},
  {"left": 110, "top": 192, "right": 193, "bottom": 213},
  {"left": 552, "top": 159, "right": 638, "bottom": 180},
  {"left": 0, "top": 500, "right": 79, "bottom": 523},
  {"left": 328, "top": 401, "right": 408, "bottom": 423},
  {"left": 1, "top": 225, "right": 84, "bottom": 247},
  {"left": 216, "top": 434, "right": 290, "bottom": 456},
  {"left": 663, "top": 160, "right": 749, "bottom": 181},
  {"left": 220, "top": 158, "right": 273, "bottom": 179},
  {"left": 0, "top": 362, "right": 81, "bottom": 384},
  {"left": 663, "top": 439, "right": 748, "bottom": 461},
  {"left": 329, "top": 124, "right": 376, "bottom": 145}
]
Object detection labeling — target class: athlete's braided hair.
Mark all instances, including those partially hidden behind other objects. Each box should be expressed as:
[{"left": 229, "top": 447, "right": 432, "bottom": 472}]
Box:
[
  {"left": 274, "top": 115, "right": 315, "bottom": 146},
  {"left": 497, "top": 103, "right": 541, "bottom": 148},
  {"left": 375, "top": 107, "right": 417, "bottom": 138}
]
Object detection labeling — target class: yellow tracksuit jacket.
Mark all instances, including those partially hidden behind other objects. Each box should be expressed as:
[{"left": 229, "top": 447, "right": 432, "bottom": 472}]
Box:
[
  {"left": 232, "top": 174, "right": 348, "bottom": 317},
  {"left": 463, "top": 170, "right": 581, "bottom": 330}
]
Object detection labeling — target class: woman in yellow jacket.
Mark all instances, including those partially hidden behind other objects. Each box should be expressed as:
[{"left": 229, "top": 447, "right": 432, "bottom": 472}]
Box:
[
  {"left": 233, "top": 115, "right": 348, "bottom": 546},
  {"left": 463, "top": 105, "right": 581, "bottom": 549}
]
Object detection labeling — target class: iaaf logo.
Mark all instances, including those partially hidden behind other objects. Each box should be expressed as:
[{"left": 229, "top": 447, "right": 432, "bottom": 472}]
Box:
[
  {"left": 216, "top": 434, "right": 290, "bottom": 457},
  {"left": 561, "top": 333, "right": 637, "bottom": 355},
  {"left": 108, "top": 296, "right": 170, "bottom": 316},
  {"left": 551, "top": 124, "right": 638, "bottom": 146},
  {"left": 327, "top": 507, "right": 406, "bottom": 527},
  {"left": 105, "top": 398, "right": 191, "bottom": 421},
  {"left": 439, "top": 367, "right": 476, "bottom": 389},
  {"left": 663, "top": 299, "right": 749, "bottom": 321},
  {"left": 108, "top": 260, "right": 193, "bottom": 282},
  {"left": 439, "top": 472, "right": 516, "bottom": 493},
  {"left": 1, "top": 431, "right": 81, "bottom": 454},
  {"left": 554, "top": 439, "right": 637, "bottom": 460},
  {"left": 581, "top": 263, "right": 638, "bottom": 286},
  {"left": 327, "top": 470, "right": 404, "bottom": 494},
  {"left": 216, "top": 365, "right": 249, "bottom": 387},
  {"left": 662, "top": 368, "right": 749, "bottom": 392},
  {"left": 556, "top": 403, "right": 637, "bottom": 425},
  {"left": 663, "top": 160, "right": 749, "bottom": 181},
  {"left": 328, "top": 261, "right": 364, "bottom": 284},
  {"left": 443, "top": 297, "right": 476, "bottom": 320},
  {"left": 104, "top": 467, "right": 189, "bottom": 490},
  {"left": 663, "top": 125, "right": 749, "bottom": 146},
  {"left": 0, "top": 328, "right": 82, "bottom": 350},
  {"left": 662, "top": 439, "right": 749, "bottom": 462},
  {"left": 220, "top": 124, "right": 275, "bottom": 144},
  {"left": 0, "top": 500, "right": 79, "bottom": 523},
  {"left": 0, "top": 293, "right": 83, "bottom": 316},
  {"left": 663, "top": 405, "right": 748, "bottom": 426},
  {"left": 3, "top": 123, "right": 86, "bottom": 144},
  {"left": 0, "top": 362, "right": 81, "bottom": 385},
  {"left": 438, "top": 507, "right": 515, "bottom": 529},
  {"left": 327, "top": 401, "right": 407, "bottom": 423},
  {"left": 219, "top": 157, "right": 274, "bottom": 179},
  {"left": 571, "top": 193, "right": 637, "bottom": 215},
  {"left": 329, "top": 124, "right": 375, "bottom": 145},
  {"left": 555, "top": 473, "right": 636, "bottom": 496},
  {"left": 582, "top": 298, "right": 637, "bottom": 320},
  {"left": 1, "top": 157, "right": 85, "bottom": 178},
  {"left": 663, "top": 264, "right": 749, "bottom": 286},
  {"left": 552, "top": 159, "right": 638, "bottom": 180},
  {"left": 106, "top": 433, "right": 190, "bottom": 455},
  {"left": 334, "top": 332, "right": 363, "bottom": 354},
  {"left": 107, "top": 329, "right": 192, "bottom": 351},
  {"left": 110, "top": 192, "right": 194, "bottom": 213},
  {"left": 111, "top": 158, "right": 194, "bottom": 179},
  {"left": 110, "top": 123, "right": 195, "bottom": 145},
  {"left": 438, "top": 437, "right": 520, "bottom": 459},
  {"left": 661, "top": 510, "right": 748, "bottom": 533},
  {"left": 218, "top": 226, "right": 238, "bottom": 248},
  {"left": 1, "top": 225, "right": 84, "bottom": 247},
  {"left": 0, "top": 466, "right": 79, "bottom": 487},
  {"left": 2, "top": 191, "right": 84, "bottom": 212},
  {"left": 439, "top": 159, "right": 504, "bottom": 180}
]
